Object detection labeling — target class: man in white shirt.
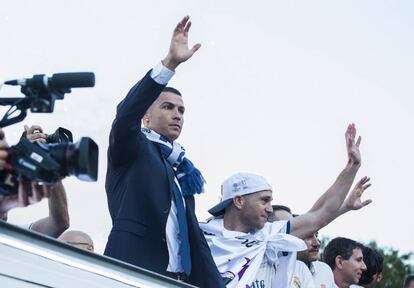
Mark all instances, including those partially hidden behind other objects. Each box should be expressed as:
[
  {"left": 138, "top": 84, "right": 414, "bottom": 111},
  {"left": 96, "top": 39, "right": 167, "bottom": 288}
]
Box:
[
  {"left": 311, "top": 260, "right": 337, "bottom": 288},
  {"left": 291, "top": 260, "right": 316, "bottom": 288},
  {"left": 271, "top": 205, "right": 315, "bottom": 288},
  {"left": 324, "top": 237, "right": 367, "bottom": 288},
  {"left": 298, "top": 176, "right": 372, "bottom": 288},
  {"left": 271, "top": 169, "right": 372, "bottom": 288},
  {"left": 201, "top": 124, "right": 366, "bottom": 287},
  {"left": 350, "top": 246, "right": 383, "bottom": 288}
]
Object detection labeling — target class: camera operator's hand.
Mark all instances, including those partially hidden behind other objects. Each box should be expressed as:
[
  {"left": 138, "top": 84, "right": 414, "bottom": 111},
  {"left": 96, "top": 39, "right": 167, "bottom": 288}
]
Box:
[
  {"left": 24, "top": 125, "right": 47, "bottom": 144},
  {"left": 0, "top": 178, "right": 46, "bottom": 214},
  {"left": 0, "top": 128, "right": 9, "bottom": 170}
]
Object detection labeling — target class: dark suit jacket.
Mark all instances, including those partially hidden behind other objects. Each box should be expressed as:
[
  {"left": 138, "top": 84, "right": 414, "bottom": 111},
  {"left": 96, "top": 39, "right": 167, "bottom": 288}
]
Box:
[{"left": 104, "top": 70, "right": 225, "bottom": 288}]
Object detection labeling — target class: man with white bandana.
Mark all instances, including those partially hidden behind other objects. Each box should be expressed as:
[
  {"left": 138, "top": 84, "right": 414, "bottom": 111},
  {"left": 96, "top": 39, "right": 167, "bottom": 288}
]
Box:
[
  {"left": 200, "top": 124, "right": 365, "bottom": 288},
  {"left": 104, "top": 16, "right": 224, "bottom": 287}
]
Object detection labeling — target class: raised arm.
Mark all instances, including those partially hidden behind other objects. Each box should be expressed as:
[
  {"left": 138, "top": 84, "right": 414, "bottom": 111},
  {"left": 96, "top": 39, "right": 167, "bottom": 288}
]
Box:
[
  {"left": 30, "top": 181, "right": 69, "bottom": 237},
  {"left": 23, "top": 125, "right": 70, "bottom": 237},
  {"left": 109, "top": 16, "right": 201, "bottom": 166},
  {"left": 290, "top": 124, "right": 362, "bottom": 239}
]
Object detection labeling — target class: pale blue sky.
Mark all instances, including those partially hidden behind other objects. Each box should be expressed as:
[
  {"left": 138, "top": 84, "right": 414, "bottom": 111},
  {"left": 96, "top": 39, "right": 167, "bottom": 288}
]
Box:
[{"left": 1, "top": 1, "right": 413, "bottom": 256}]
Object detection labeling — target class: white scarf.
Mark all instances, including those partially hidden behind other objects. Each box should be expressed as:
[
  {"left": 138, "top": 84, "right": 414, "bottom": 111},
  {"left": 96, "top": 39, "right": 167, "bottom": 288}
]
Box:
[
  {"left": 141, "top": 127, "right": 205, "bottom": 196},
  {"left": 141, "top": 127, "right": 185, "bottom": 168},
  {"left": 199, "top": 218, "right": 306, "bottom": 288}
]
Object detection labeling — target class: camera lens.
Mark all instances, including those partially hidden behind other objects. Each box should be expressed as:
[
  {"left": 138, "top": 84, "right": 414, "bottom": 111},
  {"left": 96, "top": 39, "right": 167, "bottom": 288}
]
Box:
[{"left": 47, "top": 137, "right": 98, "bottom": 181}]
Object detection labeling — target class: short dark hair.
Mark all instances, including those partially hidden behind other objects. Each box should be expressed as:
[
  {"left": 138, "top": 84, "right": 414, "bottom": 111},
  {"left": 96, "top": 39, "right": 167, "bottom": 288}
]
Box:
[
  {"left": 272, "top": 205, "right": 291, "bottom": 214},
  {"left": 404, "top": 275, "right": 414, "bottom": 288},
  {"left": 268, "top": 205, "right": 292, "bottom": 222},
  {"left": 162, "top": 86, "right": 182, "bottom": 96},
  {"left": 323, "top": 237, "right": 365, "bottom": 270},
  {"left": 359, "top": 246, "right": 384, "bottom": 285}
]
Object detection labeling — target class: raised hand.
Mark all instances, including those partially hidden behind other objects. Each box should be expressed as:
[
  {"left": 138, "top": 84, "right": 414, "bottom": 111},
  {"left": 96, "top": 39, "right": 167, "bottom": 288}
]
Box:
[
  {"left": 163, "top": 16, "right": 201, "bottom": 70},
  {"left": 345, "top": 123, "right": 362, "bottom": 167},
  {"left": 344, "top": 176, "right": 372, "bottom": 211},
  {"left": 24, "top": 125, "right": 47, "bottom": 143}
]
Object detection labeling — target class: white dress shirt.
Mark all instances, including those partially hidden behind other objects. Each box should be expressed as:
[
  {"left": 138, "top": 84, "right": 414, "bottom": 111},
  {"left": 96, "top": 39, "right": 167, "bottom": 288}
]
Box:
[{"left": 150, "top": 62, "right": 185, "bottom": 273}]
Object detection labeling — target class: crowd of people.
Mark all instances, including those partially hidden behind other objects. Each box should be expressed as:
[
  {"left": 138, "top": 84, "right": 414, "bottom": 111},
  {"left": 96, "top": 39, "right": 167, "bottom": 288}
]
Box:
[{"left": 0, "top": 16, "right": 412, "bottom": 288}]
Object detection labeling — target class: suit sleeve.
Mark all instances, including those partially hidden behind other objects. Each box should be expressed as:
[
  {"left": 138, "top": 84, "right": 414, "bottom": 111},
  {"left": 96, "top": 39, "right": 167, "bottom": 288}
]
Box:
[{"left": 108, "top": 70, "right": 166, "bottom": 166}]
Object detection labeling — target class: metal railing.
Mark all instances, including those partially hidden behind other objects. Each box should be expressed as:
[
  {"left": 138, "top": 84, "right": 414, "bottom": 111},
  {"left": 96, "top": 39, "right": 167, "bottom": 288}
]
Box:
[{"left": 0, "top": 221, "right": 196, "bottom": 288}]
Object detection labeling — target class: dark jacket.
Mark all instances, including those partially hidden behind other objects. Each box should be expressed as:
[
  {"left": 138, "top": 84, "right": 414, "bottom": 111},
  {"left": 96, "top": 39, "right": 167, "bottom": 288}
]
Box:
[{"left": 104, "top": 71, "right": 224, "bottom": 288}]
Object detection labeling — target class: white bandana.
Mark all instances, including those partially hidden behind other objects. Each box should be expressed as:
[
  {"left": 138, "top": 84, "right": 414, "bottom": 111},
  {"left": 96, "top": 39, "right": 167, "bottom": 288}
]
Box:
[{"left": 199, "top": 218, "right": 306, "bottom": 288}]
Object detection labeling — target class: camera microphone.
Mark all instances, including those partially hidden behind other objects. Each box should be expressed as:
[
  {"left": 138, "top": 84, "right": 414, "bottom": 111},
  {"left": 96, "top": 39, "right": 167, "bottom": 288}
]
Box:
[{"left": 4, "top": 72, "right": 95, "bottom": 90}]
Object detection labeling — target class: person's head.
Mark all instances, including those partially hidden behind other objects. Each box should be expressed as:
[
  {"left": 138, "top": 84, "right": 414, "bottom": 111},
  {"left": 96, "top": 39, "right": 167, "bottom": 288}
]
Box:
[
  {"left": 269, "top": 205, "right": 292, "bottom": 222},
  {"left": 208, "top": 172, "right": 273, "bottom": 233},
  {"left": 324, "top": 237, "right": 367, "bottom": 287},
  {"left": 143, "top": 87, "right": 184, "bottom": 141},
  {"left": 58, "top": 230, "right": 94, "bottom": 252},
  {"left": 297, "top": 231, "right": 321, "bottom": 266},
  {"left": 404, "top": 275, "right": 414, "bottom": 288},
  {"left": 358, "top": 246, "right": 384, "bottom": 287}
]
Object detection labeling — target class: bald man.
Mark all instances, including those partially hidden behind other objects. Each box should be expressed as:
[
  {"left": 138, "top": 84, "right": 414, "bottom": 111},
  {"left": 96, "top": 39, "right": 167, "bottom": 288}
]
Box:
[{"left": 58, "top": 230, "right": 94, "bottom": 252}]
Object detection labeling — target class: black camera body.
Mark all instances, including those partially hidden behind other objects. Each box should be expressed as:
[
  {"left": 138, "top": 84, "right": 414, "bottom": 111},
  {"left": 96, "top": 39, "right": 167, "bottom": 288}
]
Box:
[
  {"left": 0, "top": 129, "right": 98, "bottom": 197},
  {"left": 45, "top": 127, "right": 73, "bottom": 143},
  {"left": 0, "top": 72, "right": 98, "bottom": 197}
]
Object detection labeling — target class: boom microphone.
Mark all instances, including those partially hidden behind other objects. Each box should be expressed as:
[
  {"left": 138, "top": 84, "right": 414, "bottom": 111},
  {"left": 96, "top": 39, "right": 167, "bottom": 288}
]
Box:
[{"left": 4, "top": 72, "right": 95, "bottom": 90}]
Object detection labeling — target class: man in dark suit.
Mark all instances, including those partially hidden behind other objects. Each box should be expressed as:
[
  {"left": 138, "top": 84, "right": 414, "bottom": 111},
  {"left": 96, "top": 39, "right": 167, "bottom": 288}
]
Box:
[{"left": 104, "top": 16, "right": 225, "bottom": 287}]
